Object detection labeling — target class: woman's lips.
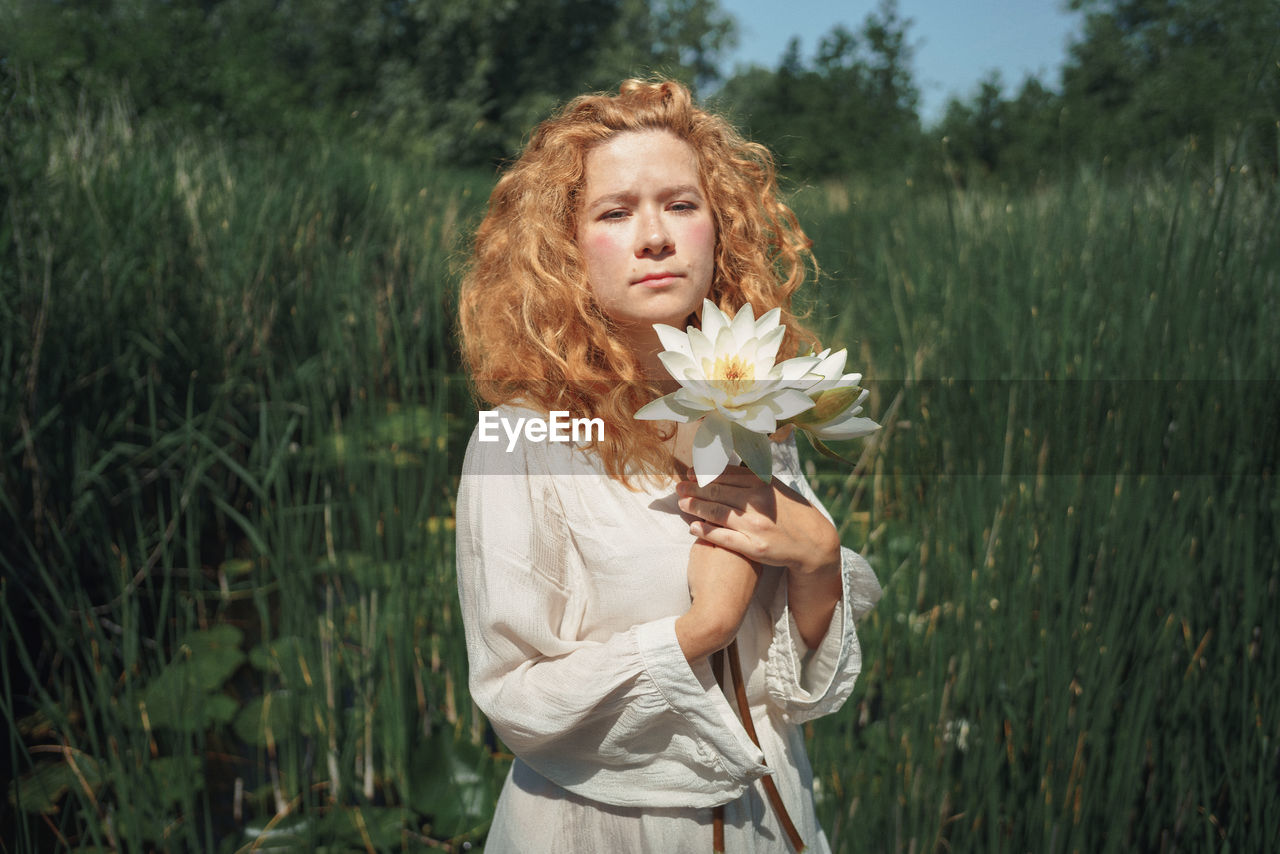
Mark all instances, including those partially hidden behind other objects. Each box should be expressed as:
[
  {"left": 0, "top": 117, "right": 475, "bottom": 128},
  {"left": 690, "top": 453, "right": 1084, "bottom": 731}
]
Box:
[{"left": 632, "top": 272, "right": 683, "bottom": 287}]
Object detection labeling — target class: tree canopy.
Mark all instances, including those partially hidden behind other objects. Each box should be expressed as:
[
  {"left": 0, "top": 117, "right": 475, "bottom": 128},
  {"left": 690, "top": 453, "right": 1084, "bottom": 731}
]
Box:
[
  {"left": 937, "top": 0, "right": 1280, "bottom": 181},
  {"left": 1, "top": 0, "right": 1276, "bottom": 179}
]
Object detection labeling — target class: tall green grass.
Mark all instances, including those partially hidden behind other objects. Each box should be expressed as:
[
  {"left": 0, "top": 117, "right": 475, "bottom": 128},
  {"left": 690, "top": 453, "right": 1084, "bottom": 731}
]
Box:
[
  {"left": 2, "top": 90, "right": 1276, "bottom": 852},
  {"left": 796, "top": 169, "right": 1279, "bottom": 851},
  {"left": 2, "top": 91, "right": 498, "bottom": 851}
]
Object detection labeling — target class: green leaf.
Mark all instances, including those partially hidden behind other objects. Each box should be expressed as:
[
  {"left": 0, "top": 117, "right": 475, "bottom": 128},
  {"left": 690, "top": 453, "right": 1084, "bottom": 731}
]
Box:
[
  {"left": 730, "top": 423, "right": 774, "bottom": 483},
  {"left": 313, "top": 551, "right": 410, "bottom": 589},
  {"left": 238, "top": 807, "right": 412, "bottom": 850},
  {"left": 232, "top": 691, "right": 314, "bottom": 747},
  {"left": 321, "top": 806, "right": 412, "bottom": 849},
  {"left": 148, "top": 755, "right": 205, "bottom": 808},
  {"left": 308, "top": 404, "right": 448, "bottom": 469},
  {"left": 219, "top": 558, "right": 256, "bottom": 577},
  {"left": 407, "top": 733, "right": 505, "bottom": 839},
  {"left": 8, "top": 757, "right": 104, "bottom": 814},
  {"left": 248, "top": 635, "right": 310, "bottom": 685},
  {"left": 141, "top": 625, "right": 245, "bottom": 732}
]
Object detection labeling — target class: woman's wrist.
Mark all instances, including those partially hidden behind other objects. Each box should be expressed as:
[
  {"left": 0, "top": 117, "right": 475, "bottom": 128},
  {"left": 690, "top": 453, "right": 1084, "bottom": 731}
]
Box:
[
  {"left": 675, "top": 601, "right": 736, "bottom": 663},
  {"left": 787, "top": 526, "right": 842, "bottom": 579}
]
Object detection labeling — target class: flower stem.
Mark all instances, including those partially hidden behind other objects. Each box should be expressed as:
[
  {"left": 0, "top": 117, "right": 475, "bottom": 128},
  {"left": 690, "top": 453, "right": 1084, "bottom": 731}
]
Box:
[{"left": 715, "top": 641, "right": 807, "bottom": 853}]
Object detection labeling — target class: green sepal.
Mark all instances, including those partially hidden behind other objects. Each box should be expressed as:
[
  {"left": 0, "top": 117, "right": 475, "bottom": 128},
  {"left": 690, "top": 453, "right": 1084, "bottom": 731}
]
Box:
[{"left": 802, "top": 429, "right": 859, "bottom": 467}]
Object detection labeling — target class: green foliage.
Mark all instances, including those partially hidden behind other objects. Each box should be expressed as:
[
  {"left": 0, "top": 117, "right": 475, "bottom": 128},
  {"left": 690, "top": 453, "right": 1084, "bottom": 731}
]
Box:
[
  {"left": 142, "top": 626, "right": 245, "bottom": 733},
  {"left": 3, "top": 65, "right": 1278, "bottom": 854},
  {"left": 0, "top": 83, "right": 496, "bottom": 850},
  {"left": 714, "top": 0, "right": 922, "bottom": 179},
  {"left": 1063, "top": 0, "right": 1280, "bottom": 169},
  {"left": 5, "top": 0, "right": 1275, "bottom": 182},
  {"left": 0, "top": 0, "right": 738, "bottom": 166},
  {"left": 794, "top": 168, "right": 1278, "bottom": 851},
  {"left": 937, "top": 0, "right": 1280, "bottom": 183}
]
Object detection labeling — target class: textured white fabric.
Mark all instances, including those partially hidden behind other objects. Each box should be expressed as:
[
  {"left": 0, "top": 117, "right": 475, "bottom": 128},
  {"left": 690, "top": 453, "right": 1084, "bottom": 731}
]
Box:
[{"left": 455, "top": 404, "right": 881, "bottom": 853}]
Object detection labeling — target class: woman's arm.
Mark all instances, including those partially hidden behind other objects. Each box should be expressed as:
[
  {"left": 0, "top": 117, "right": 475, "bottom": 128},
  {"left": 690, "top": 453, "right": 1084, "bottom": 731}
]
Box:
[
  {"left": 674, "top": 436, "right": 882, "bottom": 722},
  {"left": 676, "top": 465, "right": 845, "bottom": 648},
  {"left": 784, "top": 552, "right": 844, "bottom": 649},
  {"left": 455, "top": 424, "right": 770, "bottom": 808},
  {"left": 676, "top": 540, "right": 762, "bottom": 661}
]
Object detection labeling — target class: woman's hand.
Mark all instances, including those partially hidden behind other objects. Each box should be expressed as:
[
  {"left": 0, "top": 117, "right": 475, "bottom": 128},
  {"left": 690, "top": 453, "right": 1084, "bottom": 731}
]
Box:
[
  {"left": 675, "top": 467, "right": 841, "bottom": 577},
  {"left": 675, "top": 540, "right": 761, "bottom": 663},
  {"left": 677, "top": 466, "right": 844, "bottom": 649}
]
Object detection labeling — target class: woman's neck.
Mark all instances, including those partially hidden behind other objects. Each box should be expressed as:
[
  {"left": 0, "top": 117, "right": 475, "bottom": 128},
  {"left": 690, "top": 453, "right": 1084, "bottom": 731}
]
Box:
[{"left": 620, "top": 326, "right": 681, "bottom": 393}]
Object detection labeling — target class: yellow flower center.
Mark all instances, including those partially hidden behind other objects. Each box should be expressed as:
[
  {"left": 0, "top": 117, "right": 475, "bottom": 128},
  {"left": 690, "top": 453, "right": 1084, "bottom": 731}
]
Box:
[{"left": 709, "top": 354, "right": 755, "bottom": 396}]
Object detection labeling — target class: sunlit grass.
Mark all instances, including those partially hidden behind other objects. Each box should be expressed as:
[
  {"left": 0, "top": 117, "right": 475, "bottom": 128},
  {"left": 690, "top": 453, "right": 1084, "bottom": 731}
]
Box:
[
  {"left": 2, "top": 94, "right": 1276, "bottom": 852},
  {"left": 797, "top": 169, "right": 1279, "bottom": 852}
]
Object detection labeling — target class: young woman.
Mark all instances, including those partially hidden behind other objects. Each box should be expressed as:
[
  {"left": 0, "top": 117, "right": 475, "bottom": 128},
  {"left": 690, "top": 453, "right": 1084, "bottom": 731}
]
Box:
[{"left": 455, "top": 79, "right": 881, "bottom": 853}]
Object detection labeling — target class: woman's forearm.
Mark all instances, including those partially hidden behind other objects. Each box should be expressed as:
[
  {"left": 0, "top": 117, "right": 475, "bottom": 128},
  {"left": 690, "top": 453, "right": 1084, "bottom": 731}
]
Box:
[
  {"left": 679, "top": 540, "right": 762, "bottom": 663},
  {"left": 787, "top": 553, "right": 843, "bottom": 649}
]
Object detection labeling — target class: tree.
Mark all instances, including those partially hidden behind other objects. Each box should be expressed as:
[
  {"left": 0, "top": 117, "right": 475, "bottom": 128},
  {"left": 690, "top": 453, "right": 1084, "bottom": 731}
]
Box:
[
  {"left": 0, "top": 0, "right": 742, "bottom": 165},
  {"left": 714, "top": 0, "right": 922, "bottom": 179},
  {"left": 930, "top": 0, "right": 1280, "bottom": 181},
  {"left": 1059, "top": 0, "right": 1280, "bottom": 173}
]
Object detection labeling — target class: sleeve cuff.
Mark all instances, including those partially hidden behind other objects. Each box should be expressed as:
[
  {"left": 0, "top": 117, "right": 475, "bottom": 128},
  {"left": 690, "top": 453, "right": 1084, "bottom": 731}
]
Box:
[
  {"left": 788, "top": 604, "right": 843, "bottom": 697},
  {"left": 765, "top": 547, "right": 878, "bottom": 721},
  {"left": 633, "top": 616, "right": 769, "bottom": 781}
]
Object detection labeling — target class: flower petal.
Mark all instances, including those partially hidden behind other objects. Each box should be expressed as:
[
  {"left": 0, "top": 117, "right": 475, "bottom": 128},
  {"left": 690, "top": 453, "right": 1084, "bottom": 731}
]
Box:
[
  {"left": 654, "top": 323, "right": 694, "bottom": 360},
  {"left": 775, "top": 355, "right": 822, "bottom": 382},
  {"left": 687, "top": 326, "right": 715, "bottom": 368},
  {"left": 753, "top": 307, "right": 782, "bottom": 336},
  {"left": 752, "top": 324, "right": 786, "bottom": 372},
  {"left": 809, "top": 348, "right": 849, "bottom": 392},
  {"left": 692, "top": 415, "right": 734, "bottom": 487},
  {"left": 807, "top": 415, "right": 881, "bottom": 441},
  {"left": 766, "top": 387, "right": 820, "bottom": 420},
  {"left": 736, "top": 401, "right": 780, "bottom": 433},
  {"left": 712, "top": 324, "right": 737, "bottom": 361},
  {"left": 680, "top": 378, "right": 728, "bottom": 407},
  {"left": 658, "top": 350, "right": 701, "bottom": 382},
  {"left": 736, "top": 333, "right": 761, "bottom": 369},
  {"left": 672, "top": 386, "right": 714, "bottom": 410},
  {"left": 729, "top": 302, "right": 756, "bottom": 348},
  {"left": 725, "top": 377, "right": 786, "bottom": 407},
  {"left": 700, "top": 299, "right": 729, "bottom": 343},
  {"left": 634, "top": 393, "right": 707, "bottom": 422}
]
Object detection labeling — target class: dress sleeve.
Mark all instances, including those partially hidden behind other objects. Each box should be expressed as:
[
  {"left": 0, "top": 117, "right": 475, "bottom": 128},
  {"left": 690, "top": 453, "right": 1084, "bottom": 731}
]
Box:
[
  {"left": 762, "top": 435, "right": 882, "bottom": 723},
  {"left": 454, "top": 421, "right": 769, "bottom": 809}
]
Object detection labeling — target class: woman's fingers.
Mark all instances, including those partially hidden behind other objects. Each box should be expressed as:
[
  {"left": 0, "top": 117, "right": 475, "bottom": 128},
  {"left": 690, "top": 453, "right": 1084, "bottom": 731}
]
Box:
[
  {"left": 678, "top": 470, "right": 836, "bottom": 573},
  {"left": 677, "top": 478, "right": 747, "bottom": 508},
  {"left": 690, "top": 523, "right": 758, "bottom": 558},
  {"left": 678, "top": 493, "right": 736, "bottom": 526}
]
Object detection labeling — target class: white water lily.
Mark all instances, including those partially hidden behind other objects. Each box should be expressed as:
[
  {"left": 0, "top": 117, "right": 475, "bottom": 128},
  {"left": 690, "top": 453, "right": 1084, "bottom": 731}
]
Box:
[
  {"left": 634, "top": 300, "right": 821, "bottom": 486},
  {"left": 787, "top": 347, "right": 880, "bottom": 441}
]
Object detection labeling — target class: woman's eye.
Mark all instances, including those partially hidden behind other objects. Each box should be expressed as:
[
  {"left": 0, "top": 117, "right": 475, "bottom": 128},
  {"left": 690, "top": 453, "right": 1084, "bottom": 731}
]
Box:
[
  {"left": 601, "top": 209, "right": 628, "bottom": 221},
  {"left": 670, "top": 201, "right": 697, "bottom": 213}
]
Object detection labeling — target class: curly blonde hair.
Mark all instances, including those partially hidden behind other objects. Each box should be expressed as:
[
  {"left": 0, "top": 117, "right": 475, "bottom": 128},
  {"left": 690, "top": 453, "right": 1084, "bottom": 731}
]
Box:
[{"left": 457, "top": 78, "right": 819, "bottom": 484}]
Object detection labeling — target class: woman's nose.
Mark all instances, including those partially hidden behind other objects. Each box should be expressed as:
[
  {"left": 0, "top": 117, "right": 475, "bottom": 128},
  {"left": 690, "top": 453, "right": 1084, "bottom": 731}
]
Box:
[{"left": 636, "top": 211, "right": 673, "bottom": 257}]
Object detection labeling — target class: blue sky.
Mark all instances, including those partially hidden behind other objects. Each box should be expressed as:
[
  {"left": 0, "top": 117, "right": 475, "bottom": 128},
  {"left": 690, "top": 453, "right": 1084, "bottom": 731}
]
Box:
[{"left": 718, "top": 0, "right": 1084, "bottom": 125}]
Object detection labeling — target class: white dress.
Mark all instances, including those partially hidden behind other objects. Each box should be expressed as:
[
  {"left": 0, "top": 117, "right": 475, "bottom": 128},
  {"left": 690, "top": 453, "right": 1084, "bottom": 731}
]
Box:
[{"left": 455, "top": 404, "right": 881, "bottom": 853}]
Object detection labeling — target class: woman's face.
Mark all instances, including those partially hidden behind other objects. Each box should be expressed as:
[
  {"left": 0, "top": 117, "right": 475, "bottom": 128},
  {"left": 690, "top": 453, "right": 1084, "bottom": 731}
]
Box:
[{"left": 577, "top": 130, "right": 715, "bottom": 348}]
